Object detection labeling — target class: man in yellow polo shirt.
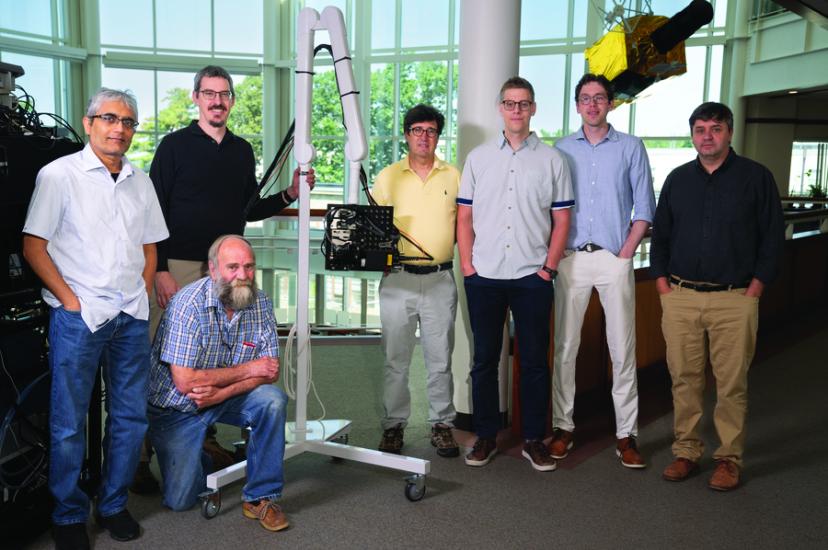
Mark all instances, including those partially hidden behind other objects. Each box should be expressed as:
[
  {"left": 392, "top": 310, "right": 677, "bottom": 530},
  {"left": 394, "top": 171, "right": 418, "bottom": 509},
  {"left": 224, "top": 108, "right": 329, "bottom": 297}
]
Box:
[{"left": 371, "top": 104, "right": 461, "bottom": 457}]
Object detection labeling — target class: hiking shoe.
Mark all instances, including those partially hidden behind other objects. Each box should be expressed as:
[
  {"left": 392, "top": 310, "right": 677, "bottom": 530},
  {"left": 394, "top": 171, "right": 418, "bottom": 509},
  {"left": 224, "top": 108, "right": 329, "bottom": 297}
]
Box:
[
  {"left": 378, "top": 424, "right": 404, "bottom": 454},
  {"left": 709, "top": 459, "right": 740, "bottom": 491},
  {"left": 465, "top": 437, "right": 497, "bottom": 467},
  {"left": 662, "top": 457, "right": 699, "bottom": 481},
  {"left": 548, "top": 429, "right": 574, "bottom": 459},
  {"left": 129, "top": 460, "right": 160, "bottom": 494},
  {"left": 95, "top": 509, "right": 141, "bottom": 542},
  {"left": 243, "top": 500, "right": 289, "bottom": 532},
  {"left": 53, "top": 523, "right": 90, "bottom": 550},
  {"left": 430, "top": 423, "right": 460, "bottom": 457},
  {"left": 616, "top": 436, "right": 647, "bottom": 469},
  {"left": 522, "top": 439, "right": 557, "bottom": 472}
]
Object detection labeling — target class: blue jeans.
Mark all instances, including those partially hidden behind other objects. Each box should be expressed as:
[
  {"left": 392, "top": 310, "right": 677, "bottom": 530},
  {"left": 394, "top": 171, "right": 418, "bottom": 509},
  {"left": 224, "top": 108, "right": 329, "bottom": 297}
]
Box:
[
  {"left": 48, "top": 308, "right": 149, "bottom": 525},
  {"left": 147, "top": 384, "right": 288, "bottom": 511},
  {"left": 464, "top": 273, "right": 554, "bottom": 440}
]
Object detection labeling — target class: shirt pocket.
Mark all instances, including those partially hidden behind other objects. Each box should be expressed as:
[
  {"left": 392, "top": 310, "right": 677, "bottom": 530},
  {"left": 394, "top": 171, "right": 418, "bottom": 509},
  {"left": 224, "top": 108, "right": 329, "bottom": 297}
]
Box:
[
  {"left": 231, "top": 340, "right": 259, "bottom": 365},
  {"left": 522, "top": 169, "right": 553, "bottom": 207}
]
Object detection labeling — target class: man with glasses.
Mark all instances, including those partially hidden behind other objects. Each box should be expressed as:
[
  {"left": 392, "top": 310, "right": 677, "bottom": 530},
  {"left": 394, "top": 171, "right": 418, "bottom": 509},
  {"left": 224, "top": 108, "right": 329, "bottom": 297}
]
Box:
[
  {"left": 457, "top": 77, "right": 573, "bottom": 471},
  {"left": 550, "top": 73, "right": 656, "bottom": 469},
  {"left": 23, "top": 88, "right": 168, "bottom": 549},
  {"left": 651, "top": 102, "right": 783, "bottom": 491},
  {"left": 371, "top": 104, "right": 461, "bottom": 458},
  {"left": 134, "top": 65, "right": 314, "bottom": 492}
]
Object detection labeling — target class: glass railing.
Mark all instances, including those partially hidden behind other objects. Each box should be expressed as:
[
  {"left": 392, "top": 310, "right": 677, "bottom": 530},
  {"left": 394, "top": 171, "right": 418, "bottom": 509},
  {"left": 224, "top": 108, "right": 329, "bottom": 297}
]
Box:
[{"left": 249, "top": 199, "right": 828, "bottom": 333}]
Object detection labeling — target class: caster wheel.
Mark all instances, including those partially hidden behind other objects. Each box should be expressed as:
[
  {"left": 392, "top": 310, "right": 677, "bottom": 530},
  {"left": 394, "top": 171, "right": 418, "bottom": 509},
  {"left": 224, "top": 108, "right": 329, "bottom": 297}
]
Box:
[
  {"left": 404, "top": 481, "right": 426, "bottom": 502},
  {"left": 201, "top": 492, "right": 221, "bottom": 519}
]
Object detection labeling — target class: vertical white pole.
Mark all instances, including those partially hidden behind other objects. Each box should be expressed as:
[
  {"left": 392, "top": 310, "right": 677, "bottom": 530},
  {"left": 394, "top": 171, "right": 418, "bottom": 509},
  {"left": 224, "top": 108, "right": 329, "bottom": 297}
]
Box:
[{"left": 292, "top": 7, "right": 320, "bottom": 441}]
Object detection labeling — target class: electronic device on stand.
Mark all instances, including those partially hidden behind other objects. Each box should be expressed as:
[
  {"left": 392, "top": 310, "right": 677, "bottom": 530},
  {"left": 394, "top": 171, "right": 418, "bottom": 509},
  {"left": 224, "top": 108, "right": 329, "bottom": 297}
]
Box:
[{"left": 198, "top": 6, "right": 430, "bottom": 519}]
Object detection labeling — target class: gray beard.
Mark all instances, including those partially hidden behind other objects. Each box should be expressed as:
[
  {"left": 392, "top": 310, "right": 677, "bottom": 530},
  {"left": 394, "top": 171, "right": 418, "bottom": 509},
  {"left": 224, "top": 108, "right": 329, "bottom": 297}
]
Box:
[{"left": 214, "top": 276, "right": 257, "bottom": 311}]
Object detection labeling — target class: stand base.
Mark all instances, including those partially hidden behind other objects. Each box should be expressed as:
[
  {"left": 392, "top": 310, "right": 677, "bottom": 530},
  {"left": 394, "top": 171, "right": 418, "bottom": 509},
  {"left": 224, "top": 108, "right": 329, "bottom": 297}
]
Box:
[{"left": 204, "top": 419, "right": 431, "bottom": 502}]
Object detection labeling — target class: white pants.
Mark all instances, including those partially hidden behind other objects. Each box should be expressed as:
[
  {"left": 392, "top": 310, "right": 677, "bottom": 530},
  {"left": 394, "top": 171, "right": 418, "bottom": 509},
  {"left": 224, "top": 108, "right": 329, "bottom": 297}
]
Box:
[
  {"left": 552, "top": 249, "right": 639, "bottom": 438},
  {"left": 379, "top": 269, "right": 457, "bottom": 430}
]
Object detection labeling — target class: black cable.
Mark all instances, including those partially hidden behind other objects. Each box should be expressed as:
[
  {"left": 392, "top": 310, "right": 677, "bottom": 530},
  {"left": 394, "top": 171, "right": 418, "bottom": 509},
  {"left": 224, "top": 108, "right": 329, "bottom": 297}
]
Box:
[{"left": 242, "top": 121, "right": 296, "bottom": 218}]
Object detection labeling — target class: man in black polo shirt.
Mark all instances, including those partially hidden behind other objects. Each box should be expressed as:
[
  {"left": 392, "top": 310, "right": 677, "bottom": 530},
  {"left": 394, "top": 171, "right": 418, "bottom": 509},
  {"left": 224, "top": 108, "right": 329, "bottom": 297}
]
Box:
[
  {"left": 133, "top": 65, "right": 313, "bottom": 492},
  {"left": 650, "top": 102, "right": 784, "bottom": 491}
]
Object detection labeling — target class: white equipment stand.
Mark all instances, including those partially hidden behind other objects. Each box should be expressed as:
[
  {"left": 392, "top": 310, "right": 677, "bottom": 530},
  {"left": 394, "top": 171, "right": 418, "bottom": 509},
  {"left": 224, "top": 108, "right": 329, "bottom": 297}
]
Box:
[{"left": 198, "top": 6, "right": 430, "bottom": 519}]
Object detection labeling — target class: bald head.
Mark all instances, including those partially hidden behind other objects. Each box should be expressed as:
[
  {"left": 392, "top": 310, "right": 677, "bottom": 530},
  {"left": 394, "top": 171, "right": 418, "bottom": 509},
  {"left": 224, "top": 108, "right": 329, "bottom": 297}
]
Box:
[{"left": 208, "top": 235, "right": 257, "bottom": 311}]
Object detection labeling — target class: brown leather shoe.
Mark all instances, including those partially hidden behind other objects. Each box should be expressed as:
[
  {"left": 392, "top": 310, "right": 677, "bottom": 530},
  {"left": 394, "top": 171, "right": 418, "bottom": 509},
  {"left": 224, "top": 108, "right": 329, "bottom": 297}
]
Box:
[
  {"left": 522, "top": 440, "right": 557, "bottom": 472},
  {"left": 616, "top": 437, "right": 647, "bottom": 469},
  {"left": 708, "top": 459, "right": 740, "bottom": 491},
  {"left": 662, "top": 457, "right": 699, "bottom": 481},
  {"left": 548, "top": 429, "right": 574, "bottom": 459},
  {"left": 464, "top": 437, "right": 497, "bottom": 467},
  {"left": 243, "top": 500, "right": 289, "bottom": 532}
]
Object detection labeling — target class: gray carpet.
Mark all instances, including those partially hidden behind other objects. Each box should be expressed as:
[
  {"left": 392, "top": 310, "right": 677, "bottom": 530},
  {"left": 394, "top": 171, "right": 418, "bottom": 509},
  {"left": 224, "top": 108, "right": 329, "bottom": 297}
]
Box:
[{"left": 27, "top": 327, "right": 828, "bottom": 549}]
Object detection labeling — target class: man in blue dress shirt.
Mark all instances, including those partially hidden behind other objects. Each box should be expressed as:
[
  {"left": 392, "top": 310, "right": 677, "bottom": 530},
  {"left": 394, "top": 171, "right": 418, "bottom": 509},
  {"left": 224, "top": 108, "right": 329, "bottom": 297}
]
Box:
[{"left": 551, "top": 74, "right": 656, "bottom": 469}]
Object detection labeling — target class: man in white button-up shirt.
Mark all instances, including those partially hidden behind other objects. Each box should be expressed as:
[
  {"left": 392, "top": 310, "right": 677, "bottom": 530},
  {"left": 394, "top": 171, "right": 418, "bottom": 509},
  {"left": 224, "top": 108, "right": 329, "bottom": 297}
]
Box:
[{"left": 23, "top": 88, "right": 168, "bottom": 550}]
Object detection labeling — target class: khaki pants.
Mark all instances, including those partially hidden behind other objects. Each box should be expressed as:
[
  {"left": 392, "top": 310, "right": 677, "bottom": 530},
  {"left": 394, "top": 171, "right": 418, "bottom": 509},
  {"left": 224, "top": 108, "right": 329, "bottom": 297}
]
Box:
[
  {"left": 141, "top": 259, "right": 208, "bottom": 462},
  {"left": 660, "top": 285, "right": 758, "bottom": 468},
  {"left": 149, "top": 259, "right": 209, "bottom": 339}
]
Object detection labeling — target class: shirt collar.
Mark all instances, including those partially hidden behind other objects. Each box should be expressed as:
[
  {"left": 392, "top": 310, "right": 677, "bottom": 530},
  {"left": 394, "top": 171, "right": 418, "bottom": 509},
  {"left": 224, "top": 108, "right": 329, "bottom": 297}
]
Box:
[
  {"left": 203, "top": 277, "right": 221, "bottom": 311},
  {"left": 573, "top": 124, "right": 618, "bottom": 145},
  {"left": 187, "top": 119, "right": 237, "bottom": 142},
  {"left": 401, "top": 155, "right": 447, "bottom": 173},
  {"left": 694, "top": 147, "right": 737, "bottom": 176},
  {"left": 497, "top": 131, "right": 540, "bottom": 150},
  {"left": 80, "top": 142, "right": 133, "bottom": 180}
]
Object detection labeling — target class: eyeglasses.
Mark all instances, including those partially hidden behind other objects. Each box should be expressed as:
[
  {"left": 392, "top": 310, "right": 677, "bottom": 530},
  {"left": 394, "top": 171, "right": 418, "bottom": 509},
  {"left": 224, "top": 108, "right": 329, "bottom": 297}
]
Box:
[
  {"left": 577, "top": 94, "right": 609, "bottom": 106},
  {"left": 408, "top": 126, "right": 439, "bottom": 138},
  {"left": 88, "top": 113, "right": 139, "bottom": 130},
  {"left": 198, "top": 89, "right": 233, "bottom": 100},
  {"left": 501, "top": 100, "right": 533, "bottom": 111}
]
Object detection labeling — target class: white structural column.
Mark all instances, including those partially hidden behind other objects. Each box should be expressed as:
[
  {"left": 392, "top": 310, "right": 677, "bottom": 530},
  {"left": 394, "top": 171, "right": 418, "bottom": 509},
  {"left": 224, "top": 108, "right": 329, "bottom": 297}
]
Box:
[
  {"left": 452, "top": 0, "right": 521, "bottom": 427},
  {"left": 722, "top": 0, "right": 751, "bottom": 154}
]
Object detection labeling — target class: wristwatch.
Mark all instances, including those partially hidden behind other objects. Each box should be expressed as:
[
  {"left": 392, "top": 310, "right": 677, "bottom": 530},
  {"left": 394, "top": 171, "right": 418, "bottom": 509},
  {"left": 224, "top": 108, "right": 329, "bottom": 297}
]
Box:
[{"left": 541, "top": 265, "right": 558, "bottom": 279}]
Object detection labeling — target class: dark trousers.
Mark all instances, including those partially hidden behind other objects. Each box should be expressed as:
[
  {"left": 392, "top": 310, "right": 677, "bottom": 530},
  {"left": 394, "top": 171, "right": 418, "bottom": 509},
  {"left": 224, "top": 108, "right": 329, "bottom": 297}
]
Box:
[{"left": 464, "top": 273, "right": 554, "bottom": 440}]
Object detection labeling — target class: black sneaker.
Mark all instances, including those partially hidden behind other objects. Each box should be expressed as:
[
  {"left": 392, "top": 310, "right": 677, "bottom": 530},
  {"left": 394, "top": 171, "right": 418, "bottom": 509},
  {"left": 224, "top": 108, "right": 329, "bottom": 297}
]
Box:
[
  {"left": 430, "top": 423, "right": 460, "bottom": 457},
  {"left": 95, "top": 509, "right": 141, "bottom": 542},
  {"left": 465, "top": 437, "right": 497, "bottom": 467},
  {"left": 522, "top": 439, "right": 557, "bottom": 472},
  {"left": 378, "top": 424, "right": 404, "bottom": 454},
  {"left": 53, "top": 522, "right": 90, "bottom": 550}
]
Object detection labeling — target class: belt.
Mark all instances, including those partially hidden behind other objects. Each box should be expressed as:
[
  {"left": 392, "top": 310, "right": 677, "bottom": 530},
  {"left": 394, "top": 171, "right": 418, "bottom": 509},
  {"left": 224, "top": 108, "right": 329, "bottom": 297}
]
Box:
[
  {"left": 576, "top": 242, "right": 603, "bottom": 253},
  {"left": 402, "top": 262, "right": 453, "bottom": 275},
  {"left": 669, "top": 276, "right": 747, "bottom": 292}
]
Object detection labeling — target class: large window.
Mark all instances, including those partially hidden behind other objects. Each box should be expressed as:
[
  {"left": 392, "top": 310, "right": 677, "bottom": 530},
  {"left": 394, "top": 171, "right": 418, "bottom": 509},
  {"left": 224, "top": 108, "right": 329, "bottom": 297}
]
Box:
[
  {"left": 0, "top": 0, "right": 734, "bottom": 329},
  {"left": 789, "top": 142, "right": 828, "bottom": 197}
]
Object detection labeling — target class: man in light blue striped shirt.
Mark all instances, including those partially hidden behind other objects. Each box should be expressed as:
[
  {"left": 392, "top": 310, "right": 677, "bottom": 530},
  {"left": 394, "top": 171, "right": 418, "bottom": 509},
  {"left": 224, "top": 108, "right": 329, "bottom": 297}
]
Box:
[{"left": 550, "top": 74, "right": 656, "bottom": 469}]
